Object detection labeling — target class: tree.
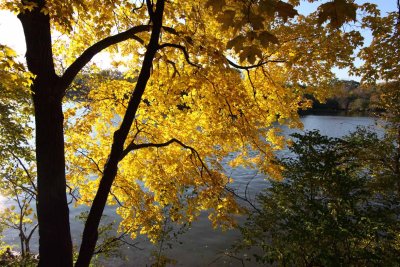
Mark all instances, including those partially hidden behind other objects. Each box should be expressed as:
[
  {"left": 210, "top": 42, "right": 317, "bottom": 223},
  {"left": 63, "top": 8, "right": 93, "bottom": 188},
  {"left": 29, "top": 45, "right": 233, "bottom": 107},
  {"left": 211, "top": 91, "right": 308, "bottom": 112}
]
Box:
[
  {"left": 353, "top": 1, "right": 400, "bottom": 188},
  {"left": 0, "top": 0, "right": 371, "bottom": 266},
  {"left": 0, "top": 44, "right": 38, "bottom": 262},
  {"left": 239, "top": 131, "right": 400, "bottom": 266}
]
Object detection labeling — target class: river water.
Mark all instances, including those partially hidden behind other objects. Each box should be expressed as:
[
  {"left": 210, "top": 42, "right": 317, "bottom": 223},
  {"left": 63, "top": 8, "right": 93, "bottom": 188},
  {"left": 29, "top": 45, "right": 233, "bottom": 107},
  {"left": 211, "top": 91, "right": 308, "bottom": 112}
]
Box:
[{"left": 0, "top": 115, "right": 380, "bottom": 266}]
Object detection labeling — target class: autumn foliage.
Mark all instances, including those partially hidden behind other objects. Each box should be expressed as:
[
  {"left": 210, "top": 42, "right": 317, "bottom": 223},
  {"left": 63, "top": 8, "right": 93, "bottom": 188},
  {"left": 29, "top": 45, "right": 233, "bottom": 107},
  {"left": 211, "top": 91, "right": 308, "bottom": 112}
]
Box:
[{"left": 0, "top": 0, "right": 397, "bottom": 266}]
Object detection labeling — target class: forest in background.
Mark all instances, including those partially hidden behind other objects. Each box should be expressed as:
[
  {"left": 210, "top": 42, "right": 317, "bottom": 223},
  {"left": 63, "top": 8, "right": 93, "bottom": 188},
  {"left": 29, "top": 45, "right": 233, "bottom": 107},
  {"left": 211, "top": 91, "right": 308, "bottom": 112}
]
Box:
[{"left": 304, "top": 80, "right": 383, "bottom": 113}]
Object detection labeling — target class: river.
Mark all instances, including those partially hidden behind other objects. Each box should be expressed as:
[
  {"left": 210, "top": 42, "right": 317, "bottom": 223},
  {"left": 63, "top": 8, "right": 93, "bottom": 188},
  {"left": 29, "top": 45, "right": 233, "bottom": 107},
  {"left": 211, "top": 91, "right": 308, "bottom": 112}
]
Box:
[{"left": 0, "top": 115, "right": 380, "bottom": 266}]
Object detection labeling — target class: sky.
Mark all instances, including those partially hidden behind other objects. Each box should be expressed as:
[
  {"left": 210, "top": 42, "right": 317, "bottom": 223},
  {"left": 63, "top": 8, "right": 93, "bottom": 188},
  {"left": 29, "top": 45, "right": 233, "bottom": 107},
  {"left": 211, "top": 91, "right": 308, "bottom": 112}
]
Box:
[{"left": 0, "top": 0, "right": 398, "bottom": 80}]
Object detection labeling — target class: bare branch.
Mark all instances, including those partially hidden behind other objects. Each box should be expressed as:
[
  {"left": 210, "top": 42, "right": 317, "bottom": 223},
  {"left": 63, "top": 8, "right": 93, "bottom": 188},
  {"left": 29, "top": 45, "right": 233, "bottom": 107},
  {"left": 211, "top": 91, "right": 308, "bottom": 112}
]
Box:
[
  {"left": 61, "top": 25, "right": 152, "bottom": 89},
  {"left": 158, "top": 43, "right": 201, "bottom": 68}
]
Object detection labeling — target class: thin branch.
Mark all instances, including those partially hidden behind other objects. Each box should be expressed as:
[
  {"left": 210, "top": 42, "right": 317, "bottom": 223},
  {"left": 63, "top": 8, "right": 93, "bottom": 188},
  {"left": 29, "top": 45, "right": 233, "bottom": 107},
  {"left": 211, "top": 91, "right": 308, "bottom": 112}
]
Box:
[
  {"left": 246, "top": 69, "right": 257, "bottom": 99},
  {"left": 3, "top": 174, "right": 36, "bottom": 198},
  {"left": 132, "top": 0, "right": 145, "bottom": 13},
  {"left": 158, "top": 43, "right": 201, "bottom": 68},
  {"left": 8, "top": 151, "right": 37, "bottom": 193},
  {"left": 66, "top": 184, "right": 79, "bottom": 204},
  {"left": 225, "top": 186, "right": 261, "bottom": 214},
  {"left": 226, "top": 57, "right": 285, "bottom": 70},
  {"left": 76, "top": 149, "right": 104, "bottom": 174},
  {"left": 94, "top": 232, "right": 142, "bottom": 255},
  {"left": 166, "top": 60, "right": 180, "bottom": 77},
  {"left": 110, "top": 190, "right": 125, "bottom": 208},
  {"left": 121, "top": 138, "right": 212, "bottom": 178},
  {"left": 208, "top": 251, "right": 246, "bottom": 267},
  {"left": 26, "top": 223, "right": 39, "bottom": 242},
  {"left": 61, "top": 25, "right": 152, "bottom": 89}
]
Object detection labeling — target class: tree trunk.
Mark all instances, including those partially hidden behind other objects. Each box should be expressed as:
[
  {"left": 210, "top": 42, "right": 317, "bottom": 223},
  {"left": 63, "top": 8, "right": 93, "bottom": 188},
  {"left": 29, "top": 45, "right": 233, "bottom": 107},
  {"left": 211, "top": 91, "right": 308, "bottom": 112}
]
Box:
[
  {"left": 34, "top": 93, "right": 73, "bottom": 267},
  {"left": 18, "top": 1, "right": 73, "bottom": 266},
  {"left": 75, "top": 1, "right": 165, "bottom": 266}
]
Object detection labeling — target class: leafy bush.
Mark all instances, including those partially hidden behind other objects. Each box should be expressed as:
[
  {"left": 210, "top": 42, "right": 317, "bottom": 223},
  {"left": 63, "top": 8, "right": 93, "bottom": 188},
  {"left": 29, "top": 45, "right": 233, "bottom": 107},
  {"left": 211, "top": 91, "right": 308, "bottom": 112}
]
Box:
[{"left": 239, "top": 130, "right": 400, "bottom": 266}]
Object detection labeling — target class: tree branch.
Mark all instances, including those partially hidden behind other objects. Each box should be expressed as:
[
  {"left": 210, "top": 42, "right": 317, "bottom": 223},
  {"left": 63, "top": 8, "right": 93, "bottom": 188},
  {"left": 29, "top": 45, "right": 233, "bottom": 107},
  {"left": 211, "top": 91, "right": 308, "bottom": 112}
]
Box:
[
  {"left": 60, "top": 25, "right": 151, "bottom": 89},
  {"left": 8, "top": 150, "right": 37, "bottom": 193},
  {"left": 121, "top": 138, "right": 189, "bottom": 158},
  {"left": 146, "top": 0, "right": 155, "bottom": 21},
  {"left": 158, "top": 43, "right": 201, "bottom": 68},
  {"left": 226, "top": 57, "right": 285, "bottom": 70},
  {"left": 224, "top": 186, "right": 261, "bottom": 214},
  {"left": 121, "top": 138, "right": 213, "bottom": 182},
  {"left": 76, "top": 149, "right": 104, "bottom": 175}
]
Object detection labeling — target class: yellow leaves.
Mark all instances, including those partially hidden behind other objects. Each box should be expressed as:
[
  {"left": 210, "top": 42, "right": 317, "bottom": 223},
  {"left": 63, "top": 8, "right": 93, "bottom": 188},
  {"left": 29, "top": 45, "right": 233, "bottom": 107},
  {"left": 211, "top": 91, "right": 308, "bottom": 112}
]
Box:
[
  {"left": 21, "top": 1, "right": 38, "bottom": 12},
  {"left": 239, "top": 45, "right": 263, "bottom": 64},
  {"left": 275, "top": 1, "right": 298, "bottom": 22},
  {"left": 258, "top": 31, "right": 279, "bottom": 47},
  {"left": 227, "top": 31, "right": 278, "bottom": 63},
  {"left": 0, "top": 205, "right": 34, "bottom": 227},
  {"left": 0, "top": 0, "right": 37, "bottom": 14},
  {"left": 3, "top": 46, "right": 16, "bottom": 58},
  {"left": 208, "top": 195, "right": 241, "bottom": 230},
  {"left": 267, "top": 128, "right": 286, "bottom": 150},
  {"left": 205, "top": 0, "right": 225, "bottom": 13},
  {"left": 317, "top": 0, "right": 357, "bottom": 28},
  {"left": 39, "top": 0, "right": 376, "bottom": 245},
  {"left": 226, "top": 35, "right": 247, "bottom": 52},
  {"left": 216, "top": 9, "right": 237, "bottom": 31}
]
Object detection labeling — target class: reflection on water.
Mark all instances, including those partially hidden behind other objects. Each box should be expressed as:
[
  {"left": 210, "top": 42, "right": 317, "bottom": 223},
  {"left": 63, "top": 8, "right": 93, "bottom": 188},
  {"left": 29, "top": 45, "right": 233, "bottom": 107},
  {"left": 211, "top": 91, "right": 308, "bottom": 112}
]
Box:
[{"left": 1, "top": 115, "right": 380, "bottom": 266}]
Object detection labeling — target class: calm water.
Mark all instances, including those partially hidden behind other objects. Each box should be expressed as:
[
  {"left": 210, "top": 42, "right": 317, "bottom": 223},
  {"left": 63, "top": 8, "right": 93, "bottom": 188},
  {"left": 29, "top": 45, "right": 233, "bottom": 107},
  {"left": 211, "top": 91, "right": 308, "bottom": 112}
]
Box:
[{"left": 0, "top": 115, "right": 380, "bottom": 266}]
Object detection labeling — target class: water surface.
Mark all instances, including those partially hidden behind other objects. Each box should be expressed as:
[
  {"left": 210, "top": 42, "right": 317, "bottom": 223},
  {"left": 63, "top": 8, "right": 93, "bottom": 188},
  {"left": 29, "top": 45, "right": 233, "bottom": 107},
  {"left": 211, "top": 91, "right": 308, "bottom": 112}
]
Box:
[{"left": 1, "top": 115, "right": 380, "bottom": 266}]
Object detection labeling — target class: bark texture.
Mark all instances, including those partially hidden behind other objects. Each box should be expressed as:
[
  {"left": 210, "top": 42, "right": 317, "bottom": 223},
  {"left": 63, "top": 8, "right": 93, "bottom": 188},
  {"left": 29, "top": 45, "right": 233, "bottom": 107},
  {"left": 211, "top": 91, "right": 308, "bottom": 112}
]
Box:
[{"left": 18, "top": 1, "right": 73, "bottom": 266}]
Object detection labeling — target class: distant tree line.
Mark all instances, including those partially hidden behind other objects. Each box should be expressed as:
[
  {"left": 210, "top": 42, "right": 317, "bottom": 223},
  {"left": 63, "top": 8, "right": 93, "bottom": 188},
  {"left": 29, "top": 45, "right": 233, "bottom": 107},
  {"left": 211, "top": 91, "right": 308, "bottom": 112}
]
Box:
[{"left": 302, "top": 80, "right": 383, "bottom": 114}]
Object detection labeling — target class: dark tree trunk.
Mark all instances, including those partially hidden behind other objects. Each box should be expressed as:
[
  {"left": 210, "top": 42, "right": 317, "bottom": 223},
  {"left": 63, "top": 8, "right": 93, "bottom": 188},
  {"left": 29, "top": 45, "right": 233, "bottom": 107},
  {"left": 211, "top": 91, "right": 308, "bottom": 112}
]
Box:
[
  {"left": 18, "top": 1, "right": 73, "bottom": 266},
  {"left": 33, "top": 92, "right": 73, "bottom": 267},
  {"left": 75, "top": 1, "right": 166, "bottom": 266}
]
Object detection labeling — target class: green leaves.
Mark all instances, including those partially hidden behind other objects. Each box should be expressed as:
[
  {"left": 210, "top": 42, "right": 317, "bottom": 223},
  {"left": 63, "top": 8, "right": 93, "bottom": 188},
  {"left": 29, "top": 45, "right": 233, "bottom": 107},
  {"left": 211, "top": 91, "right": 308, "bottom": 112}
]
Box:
[
  {"left": 239, "top": 130, "right": 400, "bottom": 266},
  {"left": 318, "top": 0, "right": 357, "bottom": 28}
]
